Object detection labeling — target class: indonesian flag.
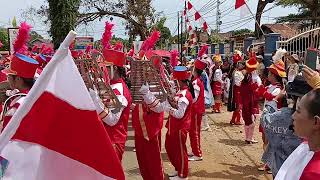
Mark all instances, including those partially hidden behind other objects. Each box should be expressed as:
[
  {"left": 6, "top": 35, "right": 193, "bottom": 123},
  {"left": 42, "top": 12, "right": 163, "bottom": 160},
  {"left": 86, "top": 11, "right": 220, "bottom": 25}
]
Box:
[
  {"left": 0, "top": 31, "right": 125, "bottom": 180},
  {"left": 235, "top": 0, "right": 246, "bottom": 9}
]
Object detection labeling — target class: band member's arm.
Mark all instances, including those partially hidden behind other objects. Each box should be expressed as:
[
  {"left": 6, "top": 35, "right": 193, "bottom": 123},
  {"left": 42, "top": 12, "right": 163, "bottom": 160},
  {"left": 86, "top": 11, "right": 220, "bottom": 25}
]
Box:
[
  {"left": 89, "top": 90, "right": 127, "bottom": 126},
  {"left": 258, "top": 86, "right": 281, "bottom": 101},
  {"left": 192, "top": 81, "right": 200, "bottom": 103},
  {"left": 167, "top": 97, "right": 189, "bottom": 119},
  {"left": 140, "top": 84, "right": 166, "bottom": 113}
]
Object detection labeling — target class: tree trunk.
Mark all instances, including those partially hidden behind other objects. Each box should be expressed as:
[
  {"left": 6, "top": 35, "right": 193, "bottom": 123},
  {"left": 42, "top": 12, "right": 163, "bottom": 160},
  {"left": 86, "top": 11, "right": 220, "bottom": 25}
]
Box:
[
  {"left": 255, "top": 0, "right": 268, "bottom": 38},
  {"left": 48, "top": 0, "right": 80, "bottom": 49}
]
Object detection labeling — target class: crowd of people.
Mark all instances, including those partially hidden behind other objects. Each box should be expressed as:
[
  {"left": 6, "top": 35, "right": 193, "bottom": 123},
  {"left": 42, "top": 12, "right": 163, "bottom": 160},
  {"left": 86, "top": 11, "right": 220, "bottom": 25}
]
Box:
[{"left": 1, "top": 21, "right": 320, "bottom": 180}]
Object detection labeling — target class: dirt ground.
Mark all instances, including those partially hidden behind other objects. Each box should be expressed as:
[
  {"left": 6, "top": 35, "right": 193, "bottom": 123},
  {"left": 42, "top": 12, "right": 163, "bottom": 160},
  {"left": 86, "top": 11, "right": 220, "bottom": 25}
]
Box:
[{"left": 123, "top": 107, "right": 273, "bottom": 180}]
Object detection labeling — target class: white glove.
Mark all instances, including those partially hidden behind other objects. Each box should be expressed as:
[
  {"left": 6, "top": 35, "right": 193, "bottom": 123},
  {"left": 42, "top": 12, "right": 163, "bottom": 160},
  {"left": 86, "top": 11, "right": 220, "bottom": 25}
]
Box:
[
  {"left": 89, "top": 89, "right": 105, "bottom": 114},
  {"left": 6, "top": 89, "right": 20, "bottom": 96},
  {"left": 252, "top": 72, "right": 262, "bottom": 86},
  {"left": 139, "top": 82, "right": 150, "bottom": 95}
]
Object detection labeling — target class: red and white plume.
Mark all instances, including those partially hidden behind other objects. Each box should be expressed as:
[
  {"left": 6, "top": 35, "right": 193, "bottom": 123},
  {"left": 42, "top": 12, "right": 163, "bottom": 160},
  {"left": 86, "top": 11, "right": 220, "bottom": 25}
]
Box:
[
  {"left": 170, "top": 50, "right": 179, "bottom": 67},
  {"left": 85, "top": 45, "right": 92, "bottom": 54},
  {"left": 13, "top": 22, "right": 32, "bottom": 54},
  {"left": 113, "top": 41, "right": 123, "bottom": 51},
  {"left": 140, "top": 30, "right": 161, "bottom": 52},
  {"left": 102, "top": 22, "right": 114, "bottom": 49},
  {"left": 198, "top": 45, "right": 208, "bottom": 58}
]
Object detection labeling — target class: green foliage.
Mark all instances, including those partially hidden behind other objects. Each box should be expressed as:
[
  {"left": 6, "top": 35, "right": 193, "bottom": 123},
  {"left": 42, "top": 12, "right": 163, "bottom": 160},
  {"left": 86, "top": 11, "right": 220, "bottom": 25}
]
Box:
[
  {"left": 0, "top": 29, "right": 9, "bottom": 51},
  {"left": 232, "top": 29, "right": 253, "bottom": 36},
  {"left": 12, "top": 17, "right": 17, "bottom": 28},
  {"left": 151, "top": 17, "right": 171, "bottom": 48},
  {"left": 47, "top": 0, "right": 80, "bottom": 49},
  {"left": 210, "top": 34, "right": 221, "bottom": 44},
  {"left": 276, "top": 0, "right": 320, "bottom": 24}
]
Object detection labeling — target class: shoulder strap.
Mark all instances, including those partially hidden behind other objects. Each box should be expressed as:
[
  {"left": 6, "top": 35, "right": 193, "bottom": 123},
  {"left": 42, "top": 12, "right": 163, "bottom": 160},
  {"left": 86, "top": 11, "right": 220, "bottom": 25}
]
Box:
[{"left": 0, "top": 93, "right": 27, "bottom": 123}]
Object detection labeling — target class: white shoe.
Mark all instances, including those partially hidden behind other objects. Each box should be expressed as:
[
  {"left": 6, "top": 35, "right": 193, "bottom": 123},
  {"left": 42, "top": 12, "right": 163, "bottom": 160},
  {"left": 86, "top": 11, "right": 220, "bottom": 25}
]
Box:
[
  {"left": 168, "top": 171, "right": 178, "bottom": 177},
  {"left": 188, "top": 155, "right": 203, "bottom": 161},
  {"left": 188, "top": 152, "right": 194, "bottom": 157},
  {"left": 169, "top": 175, "right": 188, "bottom": 180}
]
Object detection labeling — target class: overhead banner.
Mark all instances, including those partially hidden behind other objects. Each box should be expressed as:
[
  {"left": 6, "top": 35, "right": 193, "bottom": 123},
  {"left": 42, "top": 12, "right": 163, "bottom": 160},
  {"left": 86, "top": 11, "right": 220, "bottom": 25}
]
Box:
[
  {"left": 74, "top": 37, "right": 94, "bottom": 51},
  {"left": 7, "top": 28, "right": 19, "bottom": 55}
]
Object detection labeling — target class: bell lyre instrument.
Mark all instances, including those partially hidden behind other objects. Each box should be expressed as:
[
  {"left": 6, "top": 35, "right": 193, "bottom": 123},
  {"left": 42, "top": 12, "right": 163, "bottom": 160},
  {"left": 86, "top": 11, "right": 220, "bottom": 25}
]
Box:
[{"left": 74, "top": 51, "right": 123, "bottom": 113}]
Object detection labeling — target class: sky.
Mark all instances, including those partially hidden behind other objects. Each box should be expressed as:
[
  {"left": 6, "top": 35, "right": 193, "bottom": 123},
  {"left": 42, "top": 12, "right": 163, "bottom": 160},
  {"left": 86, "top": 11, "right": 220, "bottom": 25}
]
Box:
[{"left": 0, "top": 0, "right": 297, "bottom": 40}]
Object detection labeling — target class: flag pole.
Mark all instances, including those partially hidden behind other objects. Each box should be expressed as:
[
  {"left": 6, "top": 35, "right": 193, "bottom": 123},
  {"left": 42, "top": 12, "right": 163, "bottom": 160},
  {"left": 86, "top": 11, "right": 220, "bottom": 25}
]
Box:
[
  {"left": 244, "top": 1, "right": 265, "bottom": 36},
  {"left": 0, "top": 30, "right": 77, "bottom": 151}
]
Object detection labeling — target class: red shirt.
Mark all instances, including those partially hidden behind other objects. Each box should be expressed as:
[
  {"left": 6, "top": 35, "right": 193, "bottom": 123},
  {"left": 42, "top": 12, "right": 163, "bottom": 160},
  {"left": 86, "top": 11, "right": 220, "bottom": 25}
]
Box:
[
  {"left": 300, "top": 151, "right": 320, "bottom": 180},
  {"left": 166, "top": 86, "right": 193, "bottom": 135}
]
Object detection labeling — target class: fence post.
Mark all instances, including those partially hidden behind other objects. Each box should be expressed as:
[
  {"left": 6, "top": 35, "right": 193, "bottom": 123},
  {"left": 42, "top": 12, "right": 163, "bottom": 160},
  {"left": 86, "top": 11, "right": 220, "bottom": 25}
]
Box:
[
  {"left": 212, "top": 43, "right": 217, "bottom": 55},
  {"left": 230, "top": 41, "right": 234, "bottom": 54},
  {"left": 265, "top": 33, "right": 281, "bottom": 67},
  {"left": 219, "top": 43, "right": 224, "bottom": 55},
  {"left": 244, "top": 37, "right": 255, "bottom": 54}
]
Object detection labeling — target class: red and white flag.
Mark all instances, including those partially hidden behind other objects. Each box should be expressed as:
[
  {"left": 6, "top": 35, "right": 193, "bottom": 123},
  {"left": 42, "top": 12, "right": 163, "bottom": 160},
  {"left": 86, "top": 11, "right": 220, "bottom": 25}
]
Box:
[
  {"left": 235, "top": 0, "right": 246, "bottom": 9},
  {"left": 0, "top": 31, "right": 125, "bottom": 180}
]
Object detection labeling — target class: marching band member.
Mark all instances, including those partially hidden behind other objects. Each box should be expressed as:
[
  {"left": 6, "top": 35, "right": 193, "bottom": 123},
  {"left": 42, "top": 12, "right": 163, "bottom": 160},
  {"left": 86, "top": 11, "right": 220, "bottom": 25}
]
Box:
[
  {"left": 229, "top": 51, "right": 244, "bottom": 125},
  {"left": 131, "top": 82, "right": 165, "bottom": 180},
  {"left": 255, "top": 59, "right": 286, "bottom": 172},
  {"left": 1, "top": 22, "right": 38, "bottom": 131},
  {"left": 90, "top": 49, "right": 132, "bottom": 161},
  {"left": 275, "top": 66, "right": 320, "bottom": 179},
  {"left": 211, "top": 54, "right": 223, "bottom": 113},
  {"left": 1, "top": 53, "right": 38, "bottom": 130},
  {"left": 188, "top": 46, "right": 207, "bottom": 161},
  {"left": 165, "top": 66, "right": 194, "bottom": 180}
]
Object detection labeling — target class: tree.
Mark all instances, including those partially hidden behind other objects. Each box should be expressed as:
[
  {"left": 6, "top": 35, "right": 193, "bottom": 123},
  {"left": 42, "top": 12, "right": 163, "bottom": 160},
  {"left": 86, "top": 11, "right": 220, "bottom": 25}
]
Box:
[
  {"left": 255, "top": 0, "right": 273, "bottom": 37},
  {"left": 79, "top": 0, "right": 157, "bottom": 41},
  {"left": 152, "top": 17, "right": 171, "bottom": 48},
  {"left": 0, "top": 29, "right": 9, "bottom": 51},
  {"left": 276, "top": 0, "right": 320, "bottom": 25},
  {"left": 12, "top": 17, "right": 17, "bottom": 28},
  {"left": 233, "top": 29, "right": 254, "bottom": 36},
  {"left": 47, "top": 0, "right": 80, "bottom": 49}
]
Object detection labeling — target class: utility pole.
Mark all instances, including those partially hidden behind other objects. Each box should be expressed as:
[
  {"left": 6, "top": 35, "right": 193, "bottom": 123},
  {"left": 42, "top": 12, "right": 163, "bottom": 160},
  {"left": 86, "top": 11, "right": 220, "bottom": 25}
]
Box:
[
  {"left": 185, "top": 0, "right": 188, "bottom": 56},
  {"left": 180, "top": 10, "right": 183, "bottom": 59},
  {"left": 216, "top": 0, "right": 222, "bottom": 32},
  {"left": 177, "top": 11, "right": 180, "bottom": 52}
]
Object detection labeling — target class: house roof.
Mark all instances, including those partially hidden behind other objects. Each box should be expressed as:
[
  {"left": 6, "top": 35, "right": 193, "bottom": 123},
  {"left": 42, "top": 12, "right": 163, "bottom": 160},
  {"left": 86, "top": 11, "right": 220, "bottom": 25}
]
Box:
[{"left": 261, "top": 24, "right": 300, "bottom": 38}]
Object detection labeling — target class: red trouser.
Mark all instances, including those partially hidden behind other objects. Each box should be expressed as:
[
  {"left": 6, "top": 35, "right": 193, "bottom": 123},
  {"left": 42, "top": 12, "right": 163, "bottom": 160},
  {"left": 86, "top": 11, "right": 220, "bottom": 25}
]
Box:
[
  {"left": 165, "top": 129, "right": 188, "bottom": 178},
  {"left": 113, "top": 143, "right": 125, "bottom": 161},
  {"left": 135, "top": 133, "right": 164, "bottom": 180},
  {"left": 189, "top": 112, "right": 202, "bottom": 157}
]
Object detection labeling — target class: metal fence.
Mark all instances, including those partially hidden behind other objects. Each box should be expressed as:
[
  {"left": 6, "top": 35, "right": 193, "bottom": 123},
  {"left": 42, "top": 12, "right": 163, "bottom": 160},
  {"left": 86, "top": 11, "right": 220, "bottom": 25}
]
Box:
[{"left": 276, "top": 26, "right": 320, "bottom": 59}]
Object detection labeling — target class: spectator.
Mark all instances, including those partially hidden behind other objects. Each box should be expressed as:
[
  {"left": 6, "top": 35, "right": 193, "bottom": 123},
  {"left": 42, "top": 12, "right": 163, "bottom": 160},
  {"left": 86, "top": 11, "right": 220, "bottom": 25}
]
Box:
[{"left": 261, "top": 75, "right": 312, "bottom": 177}]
